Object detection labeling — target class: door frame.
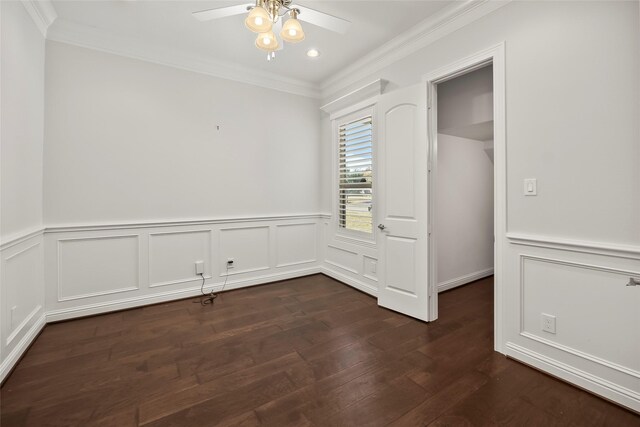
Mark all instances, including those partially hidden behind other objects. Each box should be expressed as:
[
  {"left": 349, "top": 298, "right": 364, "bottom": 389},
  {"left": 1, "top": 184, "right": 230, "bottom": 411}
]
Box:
[{"left": 422, "top": 43, "right": 506, "bottom": 353}]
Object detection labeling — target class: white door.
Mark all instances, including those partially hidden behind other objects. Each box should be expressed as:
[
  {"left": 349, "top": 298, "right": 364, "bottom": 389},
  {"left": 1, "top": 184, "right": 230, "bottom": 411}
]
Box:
[{"left": 377, "top": 83, "right": 430, "bottom": 321}]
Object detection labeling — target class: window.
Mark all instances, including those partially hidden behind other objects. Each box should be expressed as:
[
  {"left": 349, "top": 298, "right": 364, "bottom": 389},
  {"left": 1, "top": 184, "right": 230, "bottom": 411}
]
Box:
[{"left": 338, "top": 114, "right": 373, "bottom": 234}]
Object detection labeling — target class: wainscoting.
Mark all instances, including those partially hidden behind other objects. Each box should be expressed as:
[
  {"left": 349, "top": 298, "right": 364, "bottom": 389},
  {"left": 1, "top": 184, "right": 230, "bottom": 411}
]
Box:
[
  {"left": 505, "top": 233, "right": 640, "bottom": 412},
  {"left": 0, "top": 231, "right": 46, "bottom": 383},
  {"left": 0, "top": 215, "right": 323, "bottom": 382},
  {"left": 320, "top": 217, "right": 379, "bottom": 297},
  {"left": 2, "top": 219, "right": 639, "bottom": 413},
  {"left": 43, "top": 216, "right": 323, "bottom": 322}
]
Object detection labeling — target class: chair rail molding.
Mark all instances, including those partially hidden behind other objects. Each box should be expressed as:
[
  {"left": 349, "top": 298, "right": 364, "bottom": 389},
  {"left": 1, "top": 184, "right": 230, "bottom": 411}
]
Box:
[
  {"left": 0, "top": 227, "right": 45, "bottom": 251},
  {"left": 45, "top": 214, "right": 323, "bottom": 233},
  {"left": 507, "top": 232, "right": 640, "bottom": 260}
]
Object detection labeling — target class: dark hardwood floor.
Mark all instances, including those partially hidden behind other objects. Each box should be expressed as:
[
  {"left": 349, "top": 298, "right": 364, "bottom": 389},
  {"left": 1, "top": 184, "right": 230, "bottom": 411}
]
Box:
[{"left": 1, "top": 274, "right": 638, "bottom": 426}]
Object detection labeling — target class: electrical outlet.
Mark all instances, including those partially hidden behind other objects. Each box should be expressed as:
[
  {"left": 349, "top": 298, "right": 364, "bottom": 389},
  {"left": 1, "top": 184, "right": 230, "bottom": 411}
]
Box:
[
  {"left": 541, "top": 313, "right": 556, "bottom": 334},
  {"left": 195, "top": 261, "right": 204, "bottom": 275},
  {"left": 227, "top": 258, "right": 234, "bottom": 268}
]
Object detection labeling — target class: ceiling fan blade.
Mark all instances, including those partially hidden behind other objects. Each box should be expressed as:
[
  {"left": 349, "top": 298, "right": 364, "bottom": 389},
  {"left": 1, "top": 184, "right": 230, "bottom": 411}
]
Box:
[
  {"left": 192, "top": 4, "right": 252, "bottom": 22},
  {"left": 294, "top": 4, "right": 351, "bottom": 34}
]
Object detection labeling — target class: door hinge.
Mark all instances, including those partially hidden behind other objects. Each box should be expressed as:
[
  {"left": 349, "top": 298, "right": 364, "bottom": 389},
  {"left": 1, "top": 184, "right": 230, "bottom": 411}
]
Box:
[{"left": 427, "top": 160, "right": 432, "bottom": 172}]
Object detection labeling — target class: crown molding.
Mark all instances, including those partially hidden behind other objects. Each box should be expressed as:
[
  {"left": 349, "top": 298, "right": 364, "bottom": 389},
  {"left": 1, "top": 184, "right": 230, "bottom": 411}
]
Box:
[
  {"left": 47, "top": 19, "right": 321, "bottom": 99},
  {"left": 321, "top": 79, "right": 387, "bottom": 117},
  {"left": 320, "top": 0, "right": 511, "bottom": 100},
  {"left": 20, "top": 0, "right": 58, "bottom": 38},
  {"left": 35, "top": 0, "right": 511, "bottom": 101}
]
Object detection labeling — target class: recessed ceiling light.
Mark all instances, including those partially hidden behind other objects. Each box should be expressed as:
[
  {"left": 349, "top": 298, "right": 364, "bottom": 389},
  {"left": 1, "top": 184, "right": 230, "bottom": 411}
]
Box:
[{"left": 306, "top": 49, "right": 320, "bottom": 58}]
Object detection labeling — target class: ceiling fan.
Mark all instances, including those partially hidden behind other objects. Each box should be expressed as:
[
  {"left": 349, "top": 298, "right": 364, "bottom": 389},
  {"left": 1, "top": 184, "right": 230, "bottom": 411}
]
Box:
[{"left": 193, "top": 0, "right": 351, "bottom": 60}]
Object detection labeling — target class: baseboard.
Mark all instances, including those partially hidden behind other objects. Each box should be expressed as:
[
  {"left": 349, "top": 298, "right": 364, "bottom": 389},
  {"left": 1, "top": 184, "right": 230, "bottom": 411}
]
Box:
[
  {"left": 0, "top": 312, "right": 46, "bottom": 383},
  {"left": 437, "top": 267, "right": 494, "bottom": 293},
  {"left": 321, "top": 266, "right": 378, "bottom": 297},
  {"left": 506, "top": 342, "right": 640, "bottom": 414},
  {"left": 46, "top": 266, "right": 321, "bottom": 322}
]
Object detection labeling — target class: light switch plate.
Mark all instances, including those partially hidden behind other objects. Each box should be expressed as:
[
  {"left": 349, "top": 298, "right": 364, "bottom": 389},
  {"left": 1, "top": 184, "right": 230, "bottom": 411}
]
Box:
[{"left": 524, "top": 178, "right": 537, "bottom": 196}]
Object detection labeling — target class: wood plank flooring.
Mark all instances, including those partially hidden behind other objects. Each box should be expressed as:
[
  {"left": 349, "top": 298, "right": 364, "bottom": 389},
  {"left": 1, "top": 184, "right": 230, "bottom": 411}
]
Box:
[{"left": 1, "top": 274, "right": 638, "bottom": 426}]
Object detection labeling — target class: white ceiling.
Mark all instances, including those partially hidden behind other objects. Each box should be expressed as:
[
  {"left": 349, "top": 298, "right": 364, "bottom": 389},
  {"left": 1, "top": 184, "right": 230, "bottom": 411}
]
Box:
[{"left": 50, "top": 1, "right": 454, "bottom": 86}]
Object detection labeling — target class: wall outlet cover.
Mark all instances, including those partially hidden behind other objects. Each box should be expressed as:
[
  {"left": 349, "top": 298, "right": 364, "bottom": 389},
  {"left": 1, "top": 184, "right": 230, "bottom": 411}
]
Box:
[
  {"left": 541, "top": 313, "right": 556, "bottom": 334},
  {"left": 195, "top": 261, "right": 204, "bottom": 275}
]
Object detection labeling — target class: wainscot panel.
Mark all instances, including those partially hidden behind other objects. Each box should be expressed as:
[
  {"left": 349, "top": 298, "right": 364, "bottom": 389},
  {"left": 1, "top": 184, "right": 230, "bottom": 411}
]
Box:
[
  {"left": 44, "top": 215, "right": 323, "bottom": 322},
  {"left": 1, "top": 232, "right": 46, "bottom": 382},
  {"left": 506, "top": 235, "right": 640, "bottom": 412}
]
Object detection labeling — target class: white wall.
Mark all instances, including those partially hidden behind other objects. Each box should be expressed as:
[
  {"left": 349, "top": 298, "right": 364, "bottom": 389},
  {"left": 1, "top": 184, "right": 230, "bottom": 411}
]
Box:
[
  {"left": 0, "top": 37, "right": 324, "bottom": 381},
  {"left": 322, "top": 1, "right": 640, "bottom": 245},
  {"left": 0, "top": 1, "right": 47, "bottom": 381},
  {"left": 44, "top": 41, "right": 321, "bottom": 226},
  {"left": 1, "top": 1, "right": 45, "bottom": 240},
  {"left": 38, "top": 41, "right": 326, "bottom": 334},
  {"left": 320, "top": 1, "right": 640, "bottom": 411},
  {"left": 436, "top": 134, "right": 493, "bottom": 291}
]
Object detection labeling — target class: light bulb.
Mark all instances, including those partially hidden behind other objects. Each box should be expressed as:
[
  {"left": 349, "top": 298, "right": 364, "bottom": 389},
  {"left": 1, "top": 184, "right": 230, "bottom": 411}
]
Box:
[
  {"left": 255, "top": 31, "right": 279, "bottom": 52},
  {"left": 245, "top": 6, "right": 272, "bottom": 33},
  {"left": 280, "top": 10, "right": 304, "bottom": 43}
]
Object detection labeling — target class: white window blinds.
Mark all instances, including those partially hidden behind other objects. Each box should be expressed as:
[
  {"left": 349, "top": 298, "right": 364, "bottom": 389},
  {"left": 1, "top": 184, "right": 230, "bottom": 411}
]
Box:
[{"left": 338, "top": 115, "right": 373, "bottom": 234}]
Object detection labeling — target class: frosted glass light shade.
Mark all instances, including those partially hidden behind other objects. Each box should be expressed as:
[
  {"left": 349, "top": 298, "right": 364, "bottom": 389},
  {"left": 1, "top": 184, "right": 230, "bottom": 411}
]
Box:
[
  {"left": 255, "top": 31, "right": 279, "bottom": 51},
  {"left": 280, "top": 16, "right": 304, "bottom": 43},
  {"left": 245, "top": 6, "right": 272, "bottom": 33}
]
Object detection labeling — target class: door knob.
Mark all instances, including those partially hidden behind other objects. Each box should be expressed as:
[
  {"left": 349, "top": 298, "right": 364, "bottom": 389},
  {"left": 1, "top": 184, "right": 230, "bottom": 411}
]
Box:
[{"left": 378, "top": 224, "right": 386, "bottom": 230}]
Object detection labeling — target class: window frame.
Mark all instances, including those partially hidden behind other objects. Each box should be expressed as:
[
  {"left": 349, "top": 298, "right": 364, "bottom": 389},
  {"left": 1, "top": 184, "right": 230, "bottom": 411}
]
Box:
[{"left": 332, "top": 104, "right": 377, "bottom": 246}]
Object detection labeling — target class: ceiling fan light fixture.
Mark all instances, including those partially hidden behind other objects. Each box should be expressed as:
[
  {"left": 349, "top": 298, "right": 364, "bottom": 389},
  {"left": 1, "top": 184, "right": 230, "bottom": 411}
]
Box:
[
  {"left": 255, "top": 31, "right": 279, "bottom": 51},
  {"left": 193, "top": 2, "right": 352, "bottom": 60},
  {"left": 245, "top": 4, "right": 272, "bottom": 33},
  {"left": 280, "top": 9, "right": 305, "bottom": 43}
]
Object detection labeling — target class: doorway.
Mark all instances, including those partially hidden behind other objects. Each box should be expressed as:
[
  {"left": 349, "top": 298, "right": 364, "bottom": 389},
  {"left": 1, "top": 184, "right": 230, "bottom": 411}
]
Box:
[
  {"left": 434, "top": 64, "right": 494, "bottom": 294},
  {"left": 424, "top": 44, "right": 506, "bottom": 353}
]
